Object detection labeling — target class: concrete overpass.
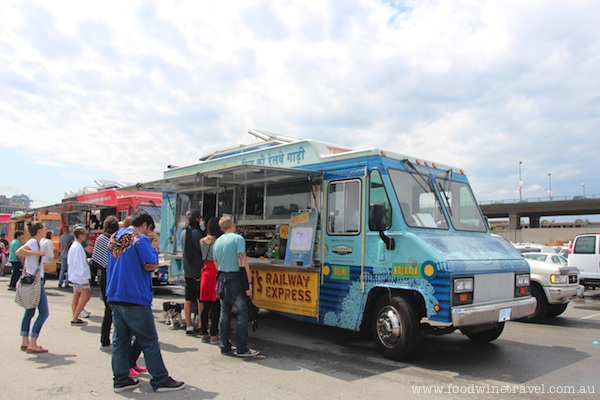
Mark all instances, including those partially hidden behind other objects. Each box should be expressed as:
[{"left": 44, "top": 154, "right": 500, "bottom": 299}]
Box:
[{"left": 480, "top": 197, "right": 600, "bottom": 229}]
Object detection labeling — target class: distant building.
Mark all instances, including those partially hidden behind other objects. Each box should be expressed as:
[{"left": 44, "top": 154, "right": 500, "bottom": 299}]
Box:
[{"left": 9, "top": 194, "right": 31, "bottom": 208}]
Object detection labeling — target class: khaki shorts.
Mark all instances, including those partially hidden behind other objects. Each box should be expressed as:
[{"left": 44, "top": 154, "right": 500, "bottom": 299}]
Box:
[{"left": 72, "top": 282, "right": 91, "bottom": 292}]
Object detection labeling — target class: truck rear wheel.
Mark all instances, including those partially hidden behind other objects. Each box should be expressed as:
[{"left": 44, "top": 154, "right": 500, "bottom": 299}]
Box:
[{"left": 372, "top": 295, "right": 420, "bottom": 361}]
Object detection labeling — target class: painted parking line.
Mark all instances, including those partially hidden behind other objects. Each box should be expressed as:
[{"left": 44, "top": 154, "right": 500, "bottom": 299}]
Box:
[{"left": 580, "top": 312, "right": 600, "bottom": 320}]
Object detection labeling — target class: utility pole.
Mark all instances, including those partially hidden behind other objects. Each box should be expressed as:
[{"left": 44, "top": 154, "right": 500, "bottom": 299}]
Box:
[{"left": 519, "top": 161, "right": 523, "bottom": 202}]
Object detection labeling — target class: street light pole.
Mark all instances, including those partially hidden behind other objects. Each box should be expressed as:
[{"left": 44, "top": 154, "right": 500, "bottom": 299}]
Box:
[
  {"left": 582, "top": 182, "right": 586, "bottom": 198},
  {"left": 548, "top": 173, "right": 552, "bottom": 200},
  {"left": 519, "top": 161, "right": 523, "bottom": 201}
]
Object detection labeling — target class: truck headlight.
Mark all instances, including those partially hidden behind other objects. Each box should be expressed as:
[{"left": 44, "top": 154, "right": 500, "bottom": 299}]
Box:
[
  {"left": 515, "top": 273, "right": 531, "bottom": 297},
  {"left": 550, "top": 274, "right": 568, "bottom": 284},
  {"left": 454, "top": 278, "right": 474, "bottom": 293},
  {"left": 516, "top": 274, "right": 530, "bottom": 287},
  {"left": 453, "top": 277, "right": 474, "bottom": 306}
]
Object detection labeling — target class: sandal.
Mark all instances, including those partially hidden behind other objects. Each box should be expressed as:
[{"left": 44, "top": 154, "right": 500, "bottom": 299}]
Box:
[{"left": 20, "top": 345, "right": 28, "bottom": 352}]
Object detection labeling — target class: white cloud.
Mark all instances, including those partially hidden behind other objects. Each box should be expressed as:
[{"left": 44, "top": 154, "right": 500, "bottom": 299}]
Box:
[{"left": 1, "top": 0, "right": 599, "bottom": 207}]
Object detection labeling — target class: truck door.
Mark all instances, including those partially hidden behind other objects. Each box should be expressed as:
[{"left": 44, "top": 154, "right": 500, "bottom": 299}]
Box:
[{"left": 321, "top": 178, "right": 364, "bottom": 329}]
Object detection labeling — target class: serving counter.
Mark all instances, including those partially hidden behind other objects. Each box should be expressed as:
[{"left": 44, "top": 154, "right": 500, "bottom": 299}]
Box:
[{"left": 248, "top": 258, "right": 320, "bottom": 318}]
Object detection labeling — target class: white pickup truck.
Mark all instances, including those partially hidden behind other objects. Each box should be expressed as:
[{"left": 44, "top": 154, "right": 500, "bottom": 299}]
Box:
[
  {"left": 492, "top": 235, "right": 582, "bottom": 322},
  {"left": 521, "top": 258, "right": 581, "bottom": 322}
]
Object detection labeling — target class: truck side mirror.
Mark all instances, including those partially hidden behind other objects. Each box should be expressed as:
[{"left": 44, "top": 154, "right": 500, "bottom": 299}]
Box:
[{"left": 369, "top": 204, "right": 395, "bottom": 250}]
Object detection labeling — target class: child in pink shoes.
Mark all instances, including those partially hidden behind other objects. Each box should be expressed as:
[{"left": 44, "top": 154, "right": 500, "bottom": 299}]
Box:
[{"left": 129, "top": 364, "right": 147, "bottom": 377}]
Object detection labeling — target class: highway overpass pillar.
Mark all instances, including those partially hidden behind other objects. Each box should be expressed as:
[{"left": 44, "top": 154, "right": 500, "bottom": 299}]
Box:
[
  {"left": 509, "top": 213, "right": 521, "bottom": 230},
  {"left": 529, "top": 215, "right": 541, "bottom": 228}
]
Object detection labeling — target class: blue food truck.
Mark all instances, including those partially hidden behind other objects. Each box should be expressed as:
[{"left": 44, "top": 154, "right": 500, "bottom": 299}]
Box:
[{"left": 137, "top": 130, "right": 535, "bottom": 360}]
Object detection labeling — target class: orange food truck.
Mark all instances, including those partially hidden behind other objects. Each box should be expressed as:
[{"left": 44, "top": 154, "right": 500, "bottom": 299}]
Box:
[{"left": 8, "top": 210, "right": 61, "bottom": 275}]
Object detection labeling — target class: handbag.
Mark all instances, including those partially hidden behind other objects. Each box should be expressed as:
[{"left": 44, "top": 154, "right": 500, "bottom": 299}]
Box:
[
  {"left": 14, "top": 249, "right": 42, "bottom": 309},
  {"left": 21, "top": 273, "right": 35, "bottom": 285}
]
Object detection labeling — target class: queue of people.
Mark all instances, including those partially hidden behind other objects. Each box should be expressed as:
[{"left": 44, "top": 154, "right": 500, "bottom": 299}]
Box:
[{"left": 11, "top": 209, "right": 261, "bottom": 393}]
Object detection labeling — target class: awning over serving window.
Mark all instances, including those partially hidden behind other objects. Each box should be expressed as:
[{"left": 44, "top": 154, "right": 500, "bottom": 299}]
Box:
[
  {"left": 129, "top": 165, "right": 323, "bottom": 193},
  {"left": 31, "top": 201, "right": 112, "bottom": 214}
]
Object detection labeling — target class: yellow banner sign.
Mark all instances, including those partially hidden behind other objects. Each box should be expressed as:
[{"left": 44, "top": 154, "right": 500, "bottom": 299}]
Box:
[{"left": 251, "top": 265, "right": 319, "bottom": 318}]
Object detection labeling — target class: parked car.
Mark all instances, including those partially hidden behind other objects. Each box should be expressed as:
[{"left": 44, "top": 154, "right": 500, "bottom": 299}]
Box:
[
  {"left": 522, "top": 258, "right": 582, "bottom": 321},
  {"left": 522, "top": 252, "right": 568, "bottom": 266},
  {"left": 567, "top": 233, "right": 600, "bottom": 289},
  {"left": 513, "top": 244, "right": 557, "bottom": 254},
  {"left": 492, "top": 235, "right": 582, "bottom": 322},
  {"left": 558, "top": 247, "right": 569, "bottom": 259}
]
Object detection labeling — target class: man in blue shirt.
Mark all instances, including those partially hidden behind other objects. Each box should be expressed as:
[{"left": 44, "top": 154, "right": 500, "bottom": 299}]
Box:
[
  {"left": 213, "top": 216, "right": 259, "bottom": 357},
  {"left": 107, "top": 209, "right": 185, "bottom": 393}
]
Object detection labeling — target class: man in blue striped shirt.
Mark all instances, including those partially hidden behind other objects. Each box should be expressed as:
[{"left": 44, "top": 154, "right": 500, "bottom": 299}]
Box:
[{"left": 91, "top": 215, "right": 119, "bottom": 350}]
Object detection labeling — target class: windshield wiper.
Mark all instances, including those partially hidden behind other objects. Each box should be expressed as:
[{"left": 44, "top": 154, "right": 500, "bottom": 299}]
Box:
[
  {"left": 437, "top": 168, "right": 454, "bottom": 216},
  {"left": 437, "top": 181, "right": 453, "bottom": 217},
  {"left": 402, "top": 159, "right": 434, "bottom": 193}
]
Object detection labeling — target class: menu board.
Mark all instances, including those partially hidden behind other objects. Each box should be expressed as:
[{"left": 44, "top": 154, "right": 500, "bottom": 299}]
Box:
[{"left": 284, "top": 211, "right": 318, "bottom": 267}]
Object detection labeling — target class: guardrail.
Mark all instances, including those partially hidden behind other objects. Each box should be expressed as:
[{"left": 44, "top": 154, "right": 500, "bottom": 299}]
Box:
[
  {"left": 0, "top": 205, "right": 28, "bottom": 214},
  {"left": 479, "top": 193, "right": 600, "bottom": 205}
]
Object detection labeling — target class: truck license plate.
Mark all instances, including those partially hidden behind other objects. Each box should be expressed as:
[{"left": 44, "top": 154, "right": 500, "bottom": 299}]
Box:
[{"left": 498, "top": 308, "right": 511, "bottom": 322}]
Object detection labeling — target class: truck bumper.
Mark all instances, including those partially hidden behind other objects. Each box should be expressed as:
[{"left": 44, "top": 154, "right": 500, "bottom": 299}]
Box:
[
  {"left": 546, "top": 285, "right": 580, "bottom": 304},
  {"left": 452, "top": 297, "right": 537, "bottom": 327}
]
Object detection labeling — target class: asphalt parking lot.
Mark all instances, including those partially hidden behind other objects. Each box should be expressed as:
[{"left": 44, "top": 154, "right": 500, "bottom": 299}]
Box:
[
  {"left": 0, "top": 276, "right": 265, "bottom": 399},
  {"left": 2, "top": 274, "right": 600, "bottom": 400}
]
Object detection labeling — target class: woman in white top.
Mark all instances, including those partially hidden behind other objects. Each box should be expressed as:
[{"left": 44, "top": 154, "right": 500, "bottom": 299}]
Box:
[
  {"left": 67, "top": 226, "right": 91, "bottom": 326},
  {"left": 15, "top": 222, "right": 50, "bottom": 353},
  {"left": 40, "top": 231, "right": 55, "bottom": 266}
]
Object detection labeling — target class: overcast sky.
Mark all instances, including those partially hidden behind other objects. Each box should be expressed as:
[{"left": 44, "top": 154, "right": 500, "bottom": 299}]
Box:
[{"left": 1, "top": 0, "right": 599, "bottom": 209}]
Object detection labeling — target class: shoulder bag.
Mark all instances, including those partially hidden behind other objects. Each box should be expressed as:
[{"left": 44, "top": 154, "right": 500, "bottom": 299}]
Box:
[{"left": 14, "top": 246, "right": 42, "bottom": 309}]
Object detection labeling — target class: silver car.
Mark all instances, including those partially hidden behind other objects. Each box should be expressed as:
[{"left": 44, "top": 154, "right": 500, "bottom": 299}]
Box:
[{"left": 522, "top": 252, "right": 568, "bottom": 266}]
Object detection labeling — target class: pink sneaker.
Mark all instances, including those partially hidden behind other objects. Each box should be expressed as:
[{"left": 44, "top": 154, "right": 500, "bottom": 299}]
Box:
[
  {"left": 133, "top": 365, "right": 147, "bottom": 373},
  {"left": 129, "top": 368, "right": 140, "bottom": 378}
]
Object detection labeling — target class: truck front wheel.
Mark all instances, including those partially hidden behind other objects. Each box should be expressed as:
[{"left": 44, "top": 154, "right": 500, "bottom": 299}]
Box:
[
  {"left": 521, "top": 284, "right": 548, "bottom": 322},
  {"left": 372, "top": 295, "right": 420, "bottom": 361},
  {"left": 546, "top": 303, "right": 568, "bottom": 317}
]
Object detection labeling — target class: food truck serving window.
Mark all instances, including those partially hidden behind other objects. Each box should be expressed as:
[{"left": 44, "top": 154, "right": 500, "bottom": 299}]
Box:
[
  {"left": 266, "top": 180, "right": 312, "bottom": 219},
  {"left": 327, "top": 179, "right": 361, "bottom": 235}
]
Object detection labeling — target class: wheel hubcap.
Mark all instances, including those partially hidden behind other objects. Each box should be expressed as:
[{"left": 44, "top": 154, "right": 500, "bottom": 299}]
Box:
[{"left": 377, "top": 306, "right": 402, "bottom": 348}]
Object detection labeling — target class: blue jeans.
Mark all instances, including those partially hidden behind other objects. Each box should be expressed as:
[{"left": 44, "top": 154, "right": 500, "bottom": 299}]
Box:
[
  {"left": 20, "top": 282, "right": 49, "bottom": 338},
  {"left": 219, "top": 292, "right": 249, "bottom": 354},
  {"left": 58, "top": 256, "right": 68, "bottom": 286},
  {"left": 111, "top": 304, "right": 169, "bottom": 390}
]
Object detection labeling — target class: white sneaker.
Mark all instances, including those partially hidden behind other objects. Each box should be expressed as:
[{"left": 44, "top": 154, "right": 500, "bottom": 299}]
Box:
[
  {"left": 80, "top": 309, "right": 91, "bottom": 318},
  {"left": 236, "top": 348, "right": 260, "bottom": 357}
]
